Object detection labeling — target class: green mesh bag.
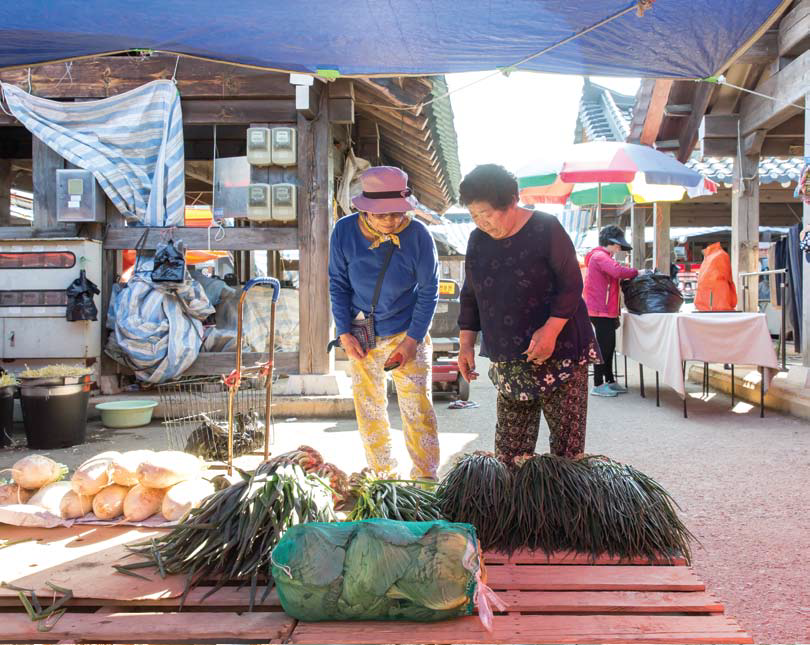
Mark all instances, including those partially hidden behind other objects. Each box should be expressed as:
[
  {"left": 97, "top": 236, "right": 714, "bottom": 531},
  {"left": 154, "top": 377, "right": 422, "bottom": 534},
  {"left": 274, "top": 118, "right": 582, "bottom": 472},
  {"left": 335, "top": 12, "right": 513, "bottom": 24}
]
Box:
[{"left": 272, "top": 519, "right": 500, "bottom": 623}]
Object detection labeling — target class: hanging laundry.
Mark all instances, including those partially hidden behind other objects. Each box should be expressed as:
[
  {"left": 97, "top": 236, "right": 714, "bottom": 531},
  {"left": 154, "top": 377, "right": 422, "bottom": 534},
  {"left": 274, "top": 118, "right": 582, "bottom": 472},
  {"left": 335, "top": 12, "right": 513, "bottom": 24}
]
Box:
[{"left": 1, "top": 80, "right": 185, "bottom": 226}]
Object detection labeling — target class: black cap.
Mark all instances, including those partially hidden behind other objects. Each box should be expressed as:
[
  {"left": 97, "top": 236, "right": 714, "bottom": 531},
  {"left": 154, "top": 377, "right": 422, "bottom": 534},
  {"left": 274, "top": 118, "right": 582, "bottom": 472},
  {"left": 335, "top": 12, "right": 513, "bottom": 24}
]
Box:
[{"left": 599, "top": 224, "right": 632, "bottom": 251}]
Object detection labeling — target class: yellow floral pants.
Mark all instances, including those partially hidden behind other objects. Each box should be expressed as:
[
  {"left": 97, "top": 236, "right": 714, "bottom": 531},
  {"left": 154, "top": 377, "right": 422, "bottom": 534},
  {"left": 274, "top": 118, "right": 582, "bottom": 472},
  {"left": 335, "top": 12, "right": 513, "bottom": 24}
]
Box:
[{"left": 349, "top": 332, "right": 439, "bottom": 480}]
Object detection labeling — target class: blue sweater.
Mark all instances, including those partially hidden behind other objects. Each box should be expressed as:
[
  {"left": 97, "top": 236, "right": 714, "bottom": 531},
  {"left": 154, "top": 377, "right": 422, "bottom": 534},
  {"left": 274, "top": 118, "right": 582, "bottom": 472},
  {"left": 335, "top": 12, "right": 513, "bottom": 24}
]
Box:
[{"left": 328, "top": 214, "right": 439, "bottom": 341}]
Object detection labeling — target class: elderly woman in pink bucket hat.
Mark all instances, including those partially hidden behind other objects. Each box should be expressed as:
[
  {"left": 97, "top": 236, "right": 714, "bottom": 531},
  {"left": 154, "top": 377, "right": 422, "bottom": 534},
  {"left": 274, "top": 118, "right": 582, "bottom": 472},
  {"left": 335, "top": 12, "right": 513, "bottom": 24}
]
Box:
[{"left": 328, "top": 166, "right": 440, "bottom": 480}]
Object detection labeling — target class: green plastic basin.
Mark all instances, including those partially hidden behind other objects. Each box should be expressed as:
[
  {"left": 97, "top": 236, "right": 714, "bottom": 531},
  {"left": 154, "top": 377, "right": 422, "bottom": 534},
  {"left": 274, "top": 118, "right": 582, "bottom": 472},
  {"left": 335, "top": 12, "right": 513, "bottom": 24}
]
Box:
[{"left": 95, "top": 400, "right": 158, "bottom": 428}]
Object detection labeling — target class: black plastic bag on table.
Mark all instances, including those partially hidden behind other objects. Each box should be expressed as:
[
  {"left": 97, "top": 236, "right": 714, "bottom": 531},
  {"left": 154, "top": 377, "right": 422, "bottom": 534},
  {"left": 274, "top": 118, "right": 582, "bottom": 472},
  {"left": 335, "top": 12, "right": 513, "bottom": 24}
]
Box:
[
  {"left": 151, "top": 238, "right": 186, "bottom": 283},
  {"left": 66, "top": 269, "right": 100, "bottom": 321},
  {"left": 621, "top": 270, "right": 683, "bottom": 314}
]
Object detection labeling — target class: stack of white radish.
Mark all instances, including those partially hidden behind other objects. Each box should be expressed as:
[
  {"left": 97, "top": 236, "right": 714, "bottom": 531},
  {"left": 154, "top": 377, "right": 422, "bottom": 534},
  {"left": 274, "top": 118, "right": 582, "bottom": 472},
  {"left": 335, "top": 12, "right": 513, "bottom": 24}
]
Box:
[{"left": 1, "top": 451, "right": 214, "bottom": 523}]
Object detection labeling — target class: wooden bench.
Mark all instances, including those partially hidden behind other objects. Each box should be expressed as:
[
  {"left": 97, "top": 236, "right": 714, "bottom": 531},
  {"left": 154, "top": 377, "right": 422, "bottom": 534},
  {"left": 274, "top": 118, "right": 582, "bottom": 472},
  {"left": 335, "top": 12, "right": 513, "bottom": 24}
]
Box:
[{"left": 0, "top": 525, "right": 752, "bottom": 644}]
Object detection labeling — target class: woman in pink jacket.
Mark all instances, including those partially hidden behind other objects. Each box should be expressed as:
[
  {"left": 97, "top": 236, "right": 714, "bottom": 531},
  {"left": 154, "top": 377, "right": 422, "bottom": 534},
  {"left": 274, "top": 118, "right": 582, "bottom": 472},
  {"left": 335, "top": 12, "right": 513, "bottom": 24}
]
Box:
[{"left": 583, "top": 226, "right": 639, "bottom": 397}]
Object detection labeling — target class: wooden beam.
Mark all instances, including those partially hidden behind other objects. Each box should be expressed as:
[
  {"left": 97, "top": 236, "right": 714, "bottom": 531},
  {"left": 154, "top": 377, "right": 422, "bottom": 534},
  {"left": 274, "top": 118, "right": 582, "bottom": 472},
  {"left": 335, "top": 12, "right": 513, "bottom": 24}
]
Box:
[
  {"left": 185, "top": 160, "right": 213, "bottom": 185},
  {"left": 736, "top": 30, "right": 779, "bottom": 64},
  {"left": 653, "top": 203, "right": 671, "bottom": 272},
  {"left": 182, "top": 99, "right": 297, "bottom": 125},
  {"left": 803, "top": 90, "right": 810, "bottom": 367},
  {"left": 184, "top": 351, "right": 299, "bottom": 376},
  {"left": 32, "top": 136, "right": 66, "bottom": 231},
  {"left": 700, "top": 114, "right": 739, "bottom": 139},
  {"left": 631, "top": 203, "right": 646, "bottom": 270},
  {"left": 104, "top": 226, "right": 298, "bottom": 250},
  {"left": 700, "top": 136, "right": 804, "bottom": 157},
  {"left": 731, "top": 152, "right": 760, "bottom": 312},
  {"left": 739, "top": 49, "right": 810, "bottom": 134},
  {"left": 639, "top": 80, "right": 673, "bottom": 145},
  {"left": 0, "top": 160, "right": 10, "bottom": 226},
  {"left": 778, "top": 0, "right": 810, "bottom": 56},
  {"left": 742, "top": 129, "right": 767, "bottom": 155},
  {"left": 297, "top": 90, "right": 333, "bottom": 375},
  {"left": 677, "top": 82, "right": 715, "bottom": 162},
  {"left": 328, "top": 81, "right": 355, "bottom": 125},
  {"left": 0, "top": 55, "right": 297, "bottom": 99}
]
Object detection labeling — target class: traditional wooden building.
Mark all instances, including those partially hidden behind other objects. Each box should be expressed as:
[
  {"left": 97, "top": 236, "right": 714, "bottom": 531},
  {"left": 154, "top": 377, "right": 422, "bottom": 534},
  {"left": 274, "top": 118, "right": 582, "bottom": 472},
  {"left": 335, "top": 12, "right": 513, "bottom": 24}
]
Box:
[
  {"left": 627, "top": 0, "right": 809, "bottom": 371},
  {"left": 0, "top": 53, "right": 460, "bottom": 391}
]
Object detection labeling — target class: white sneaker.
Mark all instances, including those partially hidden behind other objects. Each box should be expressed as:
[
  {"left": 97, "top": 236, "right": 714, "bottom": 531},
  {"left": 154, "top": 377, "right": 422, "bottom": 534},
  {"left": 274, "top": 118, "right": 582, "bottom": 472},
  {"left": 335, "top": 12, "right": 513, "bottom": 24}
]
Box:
[{"left": 591, "top": 384, "right": 619, "bottom": 397}]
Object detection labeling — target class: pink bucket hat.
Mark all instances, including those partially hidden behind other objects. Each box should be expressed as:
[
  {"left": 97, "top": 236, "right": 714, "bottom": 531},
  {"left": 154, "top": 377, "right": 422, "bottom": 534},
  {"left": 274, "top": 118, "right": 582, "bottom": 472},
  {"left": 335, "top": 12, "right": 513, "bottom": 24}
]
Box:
[{"left": 351, "top": 166, "right": 419, "bottom": 214}]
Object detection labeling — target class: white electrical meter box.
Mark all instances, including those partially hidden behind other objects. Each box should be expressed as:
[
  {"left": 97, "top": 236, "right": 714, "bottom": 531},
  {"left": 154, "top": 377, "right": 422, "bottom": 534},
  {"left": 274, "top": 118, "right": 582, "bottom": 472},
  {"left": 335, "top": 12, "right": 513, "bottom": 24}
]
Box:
[
  {"left": 246, "top": 127, "right": 272, "bottom": 166},
  {"left": 271, "top": 183, "right": 297, "bottom": 222},
  {"left": 246, "top": 183, "right": 272, "bottom": 221},
  {"left": 271, "top": 127, "right": 297, "bottom": 166},
  {"left": 56, "top": 169, "right": 106, "bottom": 223},
  {"left": 0, "top": 238, "right": 102, "bottom": 363}
]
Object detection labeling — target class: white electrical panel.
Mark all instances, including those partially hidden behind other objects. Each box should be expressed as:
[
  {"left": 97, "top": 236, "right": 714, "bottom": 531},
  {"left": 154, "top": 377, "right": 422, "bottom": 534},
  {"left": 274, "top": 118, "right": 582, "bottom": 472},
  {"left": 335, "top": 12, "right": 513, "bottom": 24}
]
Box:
[
  {"left": 246, "top": 127, "right": 272, "bottom": 166},
  {"left": 271, "top": 183, "right": 297, "bottom": 222},
  {"left": 246, "top": 183, "right": 272, "bottom": 221},
  {"left": 271, "top": 127, "right": 297, "bottom": 166},
  {"left": 56, "top": 169, "right": 106, "bottom": 223}
]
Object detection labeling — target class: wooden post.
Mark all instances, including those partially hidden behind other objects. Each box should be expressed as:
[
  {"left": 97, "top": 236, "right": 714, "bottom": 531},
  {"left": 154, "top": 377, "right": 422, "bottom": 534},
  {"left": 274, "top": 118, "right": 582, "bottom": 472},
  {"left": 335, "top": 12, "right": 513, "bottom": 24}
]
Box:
[
  {"left": 631, "top": 203, "right": 646, "bottom": 270},
  {"left": 731, "top": 152, "right": 760, "bottom": 312},
  {"left": 297, "top": 90, "right": 333, "bottom": 375},
  {"left": 0, "top": 160, "right": 11, "bottom": 226},
  {"left": 653, "top": 202, "right": 670, "bottom": 272},
  {"left": 801, "top": 92, "right": 810, "bottom": 368},
  {"left": 32, "top": 136, "right": 65, "bottom": 231}
]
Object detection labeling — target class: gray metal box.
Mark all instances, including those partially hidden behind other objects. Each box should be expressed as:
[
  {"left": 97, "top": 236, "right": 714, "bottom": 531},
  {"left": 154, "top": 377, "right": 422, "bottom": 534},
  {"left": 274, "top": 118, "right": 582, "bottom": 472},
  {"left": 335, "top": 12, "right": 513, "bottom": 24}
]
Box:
[
  {"left": 213, "top": 156, "right": 251, "bottom": 220},
  {"left": 56, "top": 169, "right": 106, "bottom": 223}
]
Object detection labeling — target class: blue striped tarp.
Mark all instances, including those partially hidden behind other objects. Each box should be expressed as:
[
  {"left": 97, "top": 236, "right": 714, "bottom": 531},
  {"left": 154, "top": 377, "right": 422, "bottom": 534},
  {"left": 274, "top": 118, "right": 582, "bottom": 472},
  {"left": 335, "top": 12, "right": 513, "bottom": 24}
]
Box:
[
  {"left": 2, "top": 79, "right": 184, "bottom": 227},
  {"left": 107, "top": 260, "right": 214, "bottom": 383},
  {"left": 557, "top": 204, "right": 590, "bottom": 251}
]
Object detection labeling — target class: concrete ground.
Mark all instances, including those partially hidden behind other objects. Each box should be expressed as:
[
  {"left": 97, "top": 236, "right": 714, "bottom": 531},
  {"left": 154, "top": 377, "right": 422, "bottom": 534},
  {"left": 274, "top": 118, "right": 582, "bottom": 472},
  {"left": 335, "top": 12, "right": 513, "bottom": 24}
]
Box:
[{"left": 2, "top": 358, "right": 808, "bottom": 644}]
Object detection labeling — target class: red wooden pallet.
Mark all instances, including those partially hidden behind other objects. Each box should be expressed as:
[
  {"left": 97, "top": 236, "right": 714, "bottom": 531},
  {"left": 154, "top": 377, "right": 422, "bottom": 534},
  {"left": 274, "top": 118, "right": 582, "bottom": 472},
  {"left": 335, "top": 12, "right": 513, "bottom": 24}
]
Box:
[{"left": 0, "top": 525, "right": 752, "bottom": 644}]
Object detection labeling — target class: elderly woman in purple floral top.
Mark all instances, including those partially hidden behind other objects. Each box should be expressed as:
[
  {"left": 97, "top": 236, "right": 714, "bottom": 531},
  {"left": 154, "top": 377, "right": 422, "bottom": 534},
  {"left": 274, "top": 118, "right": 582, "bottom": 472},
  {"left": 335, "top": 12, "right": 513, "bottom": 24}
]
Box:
[{"left": 457, "top": 164, "right": 600, "bottom": 464}]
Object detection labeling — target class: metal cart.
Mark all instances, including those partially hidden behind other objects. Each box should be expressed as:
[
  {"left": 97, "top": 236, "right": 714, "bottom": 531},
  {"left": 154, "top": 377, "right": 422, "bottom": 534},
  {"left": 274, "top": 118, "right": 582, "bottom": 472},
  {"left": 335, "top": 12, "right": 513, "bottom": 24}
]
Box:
[{"left": 159, "top": 277, "right": 281, "bottom": 473}]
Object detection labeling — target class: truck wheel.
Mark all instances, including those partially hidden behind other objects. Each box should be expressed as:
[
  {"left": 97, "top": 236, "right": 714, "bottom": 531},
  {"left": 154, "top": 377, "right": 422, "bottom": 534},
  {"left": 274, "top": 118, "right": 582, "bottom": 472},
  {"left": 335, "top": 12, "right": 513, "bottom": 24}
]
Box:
[{"left": 457, "top": 376, "right": 470, "bottom": 402}]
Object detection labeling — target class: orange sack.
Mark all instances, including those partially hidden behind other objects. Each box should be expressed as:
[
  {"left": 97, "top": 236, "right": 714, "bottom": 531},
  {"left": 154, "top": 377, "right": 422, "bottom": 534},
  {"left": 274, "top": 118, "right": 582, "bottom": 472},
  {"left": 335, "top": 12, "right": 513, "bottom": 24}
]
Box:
[{"left": 694, "top": 242, "right": 737, "bottom": 311}]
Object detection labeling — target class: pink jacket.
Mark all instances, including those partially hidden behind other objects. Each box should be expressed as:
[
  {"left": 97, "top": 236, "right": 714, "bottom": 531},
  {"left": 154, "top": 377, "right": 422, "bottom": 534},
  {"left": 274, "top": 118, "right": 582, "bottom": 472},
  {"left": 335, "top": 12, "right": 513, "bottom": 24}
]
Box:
[{"left": 583, "top": 247, "right": 639, "bottom": 318}]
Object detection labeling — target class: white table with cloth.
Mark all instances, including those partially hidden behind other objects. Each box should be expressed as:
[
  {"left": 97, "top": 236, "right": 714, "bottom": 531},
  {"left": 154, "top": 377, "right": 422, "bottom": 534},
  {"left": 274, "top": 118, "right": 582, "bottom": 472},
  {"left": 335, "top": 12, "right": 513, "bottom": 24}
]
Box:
[{"left": 617, "top": 311, "right": 779, "bottom": 416}]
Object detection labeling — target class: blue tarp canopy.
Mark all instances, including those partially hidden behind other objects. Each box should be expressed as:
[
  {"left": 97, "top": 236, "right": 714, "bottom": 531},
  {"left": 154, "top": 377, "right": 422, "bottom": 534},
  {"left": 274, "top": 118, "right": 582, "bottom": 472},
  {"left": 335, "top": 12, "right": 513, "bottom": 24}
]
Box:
[{"left": 0, "top": 1, "right": 784, "bottom": 78}]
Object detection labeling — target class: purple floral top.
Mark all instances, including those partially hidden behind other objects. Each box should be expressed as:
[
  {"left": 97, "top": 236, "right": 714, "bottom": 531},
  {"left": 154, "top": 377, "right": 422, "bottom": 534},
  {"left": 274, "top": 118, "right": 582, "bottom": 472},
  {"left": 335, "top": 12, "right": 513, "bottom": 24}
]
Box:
[{"left": 459, "top": 211, "right": 601, "bottom": 398}]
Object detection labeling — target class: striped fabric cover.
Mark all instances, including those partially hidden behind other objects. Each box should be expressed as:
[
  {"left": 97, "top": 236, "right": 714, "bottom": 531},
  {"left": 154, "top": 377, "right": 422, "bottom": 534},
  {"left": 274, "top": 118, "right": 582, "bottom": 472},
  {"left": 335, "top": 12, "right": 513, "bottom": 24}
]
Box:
[
  {"left": 558, "top": 204, "right": 590, "bottom": 251},
  {"left": 2, "top": 79, "right": 184, "bottom": 227},
  {"left": 107, "top": 260, "right": 215, "bottom": 384}
]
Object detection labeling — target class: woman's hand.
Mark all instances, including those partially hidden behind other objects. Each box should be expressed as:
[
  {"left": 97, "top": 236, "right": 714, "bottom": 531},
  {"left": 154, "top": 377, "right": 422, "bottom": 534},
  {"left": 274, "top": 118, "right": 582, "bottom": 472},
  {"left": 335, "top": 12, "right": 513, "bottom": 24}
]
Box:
[
  {"left": 458, "top": 345, "right": 478, "bottom": 382},
  {"left": 340, "top": 333, "right": 367, "bottom": 361},
  {"left": 387, "top": 336, "right": 419, "bottom": 368},
  {"left": 524, "top": 318, "right": 566, "bottom": 364}
]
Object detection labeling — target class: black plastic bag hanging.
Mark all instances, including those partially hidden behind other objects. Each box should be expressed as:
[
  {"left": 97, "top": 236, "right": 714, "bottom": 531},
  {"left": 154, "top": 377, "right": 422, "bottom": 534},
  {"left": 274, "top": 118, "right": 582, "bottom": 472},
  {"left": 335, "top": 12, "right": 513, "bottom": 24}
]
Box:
[
  {"left": 151, "top": 238, "right": 186, "bottom": 283},
  {"left": 621, "top": 270, "right": 684, "bottom": 314},
  {"left": 66, "top": 269, "right": 100, "bottom": 321}
]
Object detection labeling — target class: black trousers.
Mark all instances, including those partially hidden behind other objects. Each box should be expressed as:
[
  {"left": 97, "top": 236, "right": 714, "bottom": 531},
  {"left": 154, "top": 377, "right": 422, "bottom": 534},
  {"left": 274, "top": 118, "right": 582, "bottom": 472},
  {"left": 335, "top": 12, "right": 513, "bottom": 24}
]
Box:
[{"left": 590, "top": 316, "right": 618, "bottom": 386}]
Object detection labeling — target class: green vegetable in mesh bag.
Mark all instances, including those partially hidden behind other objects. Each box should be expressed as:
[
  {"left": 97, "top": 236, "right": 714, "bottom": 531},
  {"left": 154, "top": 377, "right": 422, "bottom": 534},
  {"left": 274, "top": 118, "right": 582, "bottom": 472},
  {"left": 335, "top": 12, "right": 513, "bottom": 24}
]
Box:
[{"left": 271, "top": 519, "right": 504, "bottom": 627}]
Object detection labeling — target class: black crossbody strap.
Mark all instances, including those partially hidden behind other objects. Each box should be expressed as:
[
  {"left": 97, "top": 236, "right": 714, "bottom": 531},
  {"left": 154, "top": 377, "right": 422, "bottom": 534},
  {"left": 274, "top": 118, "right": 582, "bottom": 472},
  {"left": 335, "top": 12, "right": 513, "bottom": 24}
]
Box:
[{"left": 370, "top": 242, "right": 396, "bottom": 315}]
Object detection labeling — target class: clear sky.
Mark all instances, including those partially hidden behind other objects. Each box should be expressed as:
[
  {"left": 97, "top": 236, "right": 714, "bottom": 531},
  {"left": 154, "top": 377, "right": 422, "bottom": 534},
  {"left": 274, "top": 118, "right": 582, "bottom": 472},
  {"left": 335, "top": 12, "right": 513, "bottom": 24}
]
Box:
[{"left": 446, "top": 72, "right": 640, "bottom": 180}]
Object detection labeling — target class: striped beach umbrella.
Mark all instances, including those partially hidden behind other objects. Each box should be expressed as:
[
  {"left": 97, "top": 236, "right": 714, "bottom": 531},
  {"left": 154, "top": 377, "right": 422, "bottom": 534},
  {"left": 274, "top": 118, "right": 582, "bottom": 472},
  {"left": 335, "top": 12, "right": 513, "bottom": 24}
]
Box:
[{"left": 518, "top": 142, "right": 716, "bottom": 208}]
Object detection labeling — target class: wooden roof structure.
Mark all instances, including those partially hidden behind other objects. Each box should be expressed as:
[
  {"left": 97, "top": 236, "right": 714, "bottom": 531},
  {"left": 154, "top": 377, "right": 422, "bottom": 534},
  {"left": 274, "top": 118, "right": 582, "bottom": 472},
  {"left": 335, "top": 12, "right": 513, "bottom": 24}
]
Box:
[{"left": 0, "top": 54, "right": 460, "bottom": 216}]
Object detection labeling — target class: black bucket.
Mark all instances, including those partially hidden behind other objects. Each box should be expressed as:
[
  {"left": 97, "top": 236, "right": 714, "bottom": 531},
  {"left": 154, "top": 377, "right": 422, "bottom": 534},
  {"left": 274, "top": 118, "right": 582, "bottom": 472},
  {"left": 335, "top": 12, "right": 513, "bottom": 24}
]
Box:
[
  {"left": 0, "top": 386, "right": 14, "bottom": 447},
  {"left": 20, "top": 382, "right": 90, "bottom": 449}
]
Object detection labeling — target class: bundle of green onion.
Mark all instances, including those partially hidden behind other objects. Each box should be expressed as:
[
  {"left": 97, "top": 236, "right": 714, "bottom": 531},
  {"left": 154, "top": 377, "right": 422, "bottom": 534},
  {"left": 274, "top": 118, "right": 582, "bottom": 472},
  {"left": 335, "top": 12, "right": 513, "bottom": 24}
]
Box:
[
  {"left": 438, "top": 452, "right": 695, "bottom": 562},
  {"left": 436, "top": 452, "right": 513, "bottom": 551},
  {"left": 121, "top": 456, "right": 335, "bottom": 608},
  {"left": 579, "top": 455, "right": 695, "bottom": 563},
  {"left": 347, "top": 470, "right": 443, "bottom": 522}
]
